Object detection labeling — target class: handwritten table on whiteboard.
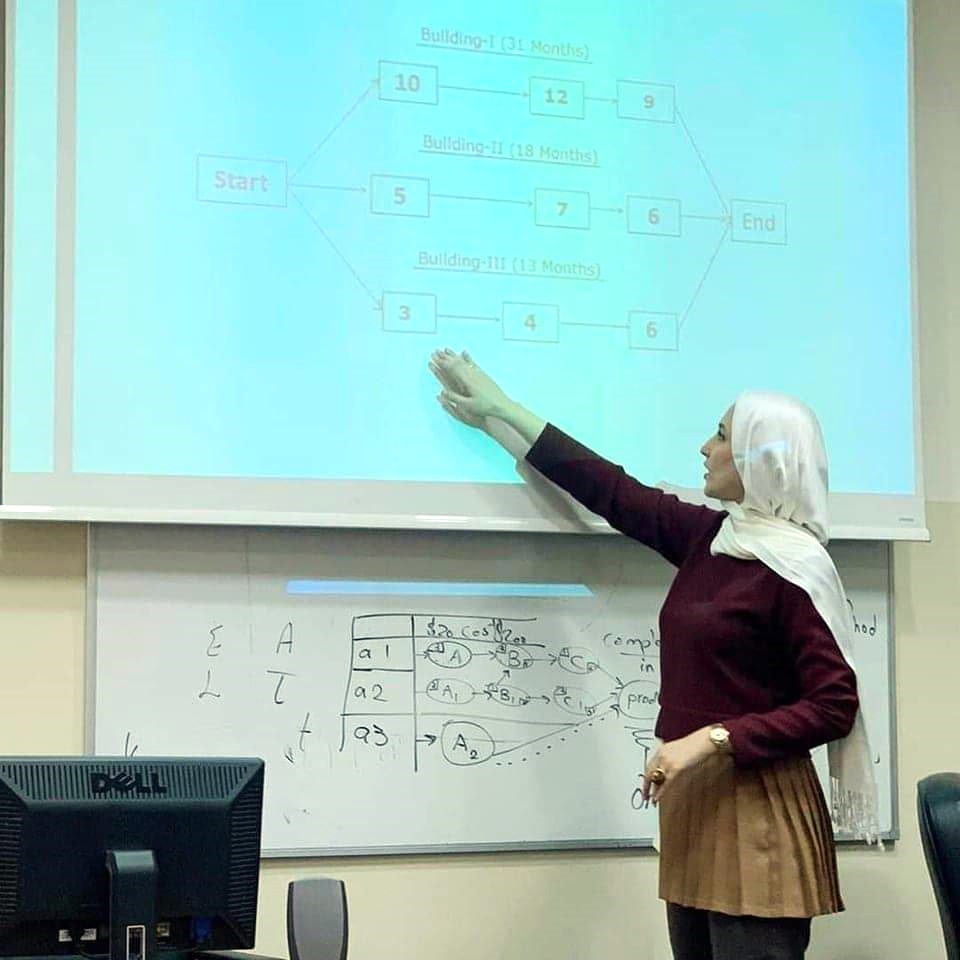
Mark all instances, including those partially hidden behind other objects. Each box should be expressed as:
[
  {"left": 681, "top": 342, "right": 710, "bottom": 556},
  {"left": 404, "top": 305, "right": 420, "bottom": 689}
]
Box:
[{"left": 90, "top": 525, "right": 895, "bottom": 856}]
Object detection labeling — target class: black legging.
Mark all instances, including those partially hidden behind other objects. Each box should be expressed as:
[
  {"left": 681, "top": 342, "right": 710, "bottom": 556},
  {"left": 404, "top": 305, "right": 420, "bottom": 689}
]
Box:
[{"left": 667, "top": 904, "right": 812, "bottom": 960}]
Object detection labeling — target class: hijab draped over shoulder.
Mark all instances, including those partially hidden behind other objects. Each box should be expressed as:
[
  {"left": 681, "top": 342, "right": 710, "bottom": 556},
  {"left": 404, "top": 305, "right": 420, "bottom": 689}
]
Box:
[{"left": 711, "top": 390, "right": 880, "bottom": 842}]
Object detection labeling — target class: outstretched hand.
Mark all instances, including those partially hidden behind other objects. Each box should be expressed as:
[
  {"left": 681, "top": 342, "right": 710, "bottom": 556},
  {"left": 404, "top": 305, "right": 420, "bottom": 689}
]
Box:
[{"left": 429, "top": 348, "right": 511, "bottom": 429}]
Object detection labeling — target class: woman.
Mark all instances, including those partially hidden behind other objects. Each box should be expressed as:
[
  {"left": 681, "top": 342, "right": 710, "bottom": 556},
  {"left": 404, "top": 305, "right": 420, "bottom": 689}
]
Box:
[{"left": 429, "top": 348, "right": 878, "bottom": 960}]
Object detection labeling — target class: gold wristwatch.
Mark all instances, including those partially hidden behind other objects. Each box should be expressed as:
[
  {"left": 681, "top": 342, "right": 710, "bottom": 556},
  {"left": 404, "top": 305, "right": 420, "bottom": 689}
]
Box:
[{"left": 709, "top": 723, "right": 732, "bottom": 754}]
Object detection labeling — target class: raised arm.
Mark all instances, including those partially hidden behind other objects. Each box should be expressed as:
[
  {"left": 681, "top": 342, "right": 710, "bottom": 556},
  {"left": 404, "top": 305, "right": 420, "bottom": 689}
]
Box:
[
  {"left": 428, "top": 348, "right": 719, "bottom": 565},
  {"left": 525, "top": 424, "right": 720, "bottom": 566}
]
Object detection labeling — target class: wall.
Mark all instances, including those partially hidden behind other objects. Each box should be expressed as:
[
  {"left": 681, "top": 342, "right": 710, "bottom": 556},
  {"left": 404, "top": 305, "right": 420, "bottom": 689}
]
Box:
[{"left": 1, "top": 1, "right": 958, "bottom": 957}]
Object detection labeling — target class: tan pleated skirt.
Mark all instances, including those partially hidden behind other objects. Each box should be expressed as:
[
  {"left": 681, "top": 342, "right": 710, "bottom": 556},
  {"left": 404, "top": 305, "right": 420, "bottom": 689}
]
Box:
[{"left": 658, "top": 751, "right": 843, "bottom": 918}]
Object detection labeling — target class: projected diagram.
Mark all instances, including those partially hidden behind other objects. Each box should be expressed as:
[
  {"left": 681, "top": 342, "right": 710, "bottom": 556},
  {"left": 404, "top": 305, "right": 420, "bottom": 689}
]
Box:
[
  {"left": 340, "top": 612, "right": 659, "bottom": 777},
  {"left": 195, "top": 49, "right": 787, "bottom": 353}
]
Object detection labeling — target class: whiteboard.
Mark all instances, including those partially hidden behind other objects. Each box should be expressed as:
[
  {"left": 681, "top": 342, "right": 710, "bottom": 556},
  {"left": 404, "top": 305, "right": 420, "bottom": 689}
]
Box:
[{"left": 89, "top": 524, "right": 896, "bottom": 856}]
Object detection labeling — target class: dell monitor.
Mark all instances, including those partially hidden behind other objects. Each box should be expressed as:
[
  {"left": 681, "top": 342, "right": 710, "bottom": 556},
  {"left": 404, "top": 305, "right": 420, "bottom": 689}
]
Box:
[{"left": 0, "top": 756, "right": 264, "bottom": 960}]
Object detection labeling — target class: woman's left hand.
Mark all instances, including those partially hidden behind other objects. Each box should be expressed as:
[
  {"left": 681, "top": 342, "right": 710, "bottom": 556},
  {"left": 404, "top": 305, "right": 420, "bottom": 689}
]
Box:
[{"left": 642, "top": 727, "right": 718, "bottom": 805}]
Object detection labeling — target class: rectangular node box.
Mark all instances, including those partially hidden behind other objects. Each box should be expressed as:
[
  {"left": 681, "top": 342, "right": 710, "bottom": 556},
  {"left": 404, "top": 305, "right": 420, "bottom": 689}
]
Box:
[
  {"left": 730, "top": 199, "right": 787, "bottom": 244},
  {"left": 502, "top": 302, "right": 560, "bottom": 343},
  {"left": 529, "top": 77, "right": 585, "bottom": 119},
  {"left": 378, "top": 61, "right": 439, "bottom": 104},
  {"left": 628, "top": 311, "right": 679, "bottom": 351},
  {"left": 370, "top": 175, "right": 431, "bottom": 217},
  {"left": 617, "top": 81, "right": 676, "bottom": 123},
  {"left": 382, "top": 291, "right": 437, "bottom": 334},
  {"left": 196, "top": 155, "right": 288, "bottom": 207},
  {"left": 534, "top": 189, "right": 591, "bottom": 229},
  {"left": 626, "top": 196, "right": 682, "bottom": 237}
]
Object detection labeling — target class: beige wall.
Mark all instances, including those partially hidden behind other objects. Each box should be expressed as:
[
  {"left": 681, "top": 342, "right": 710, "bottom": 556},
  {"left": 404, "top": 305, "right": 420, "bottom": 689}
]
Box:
[{"left": 2, "top": 1, "right": 958, "bottom": 958}]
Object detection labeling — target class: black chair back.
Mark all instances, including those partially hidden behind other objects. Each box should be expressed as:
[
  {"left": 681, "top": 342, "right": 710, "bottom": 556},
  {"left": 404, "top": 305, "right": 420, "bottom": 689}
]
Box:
[{"left": 919, "top": 773, "right": 960, "bottom": 960}]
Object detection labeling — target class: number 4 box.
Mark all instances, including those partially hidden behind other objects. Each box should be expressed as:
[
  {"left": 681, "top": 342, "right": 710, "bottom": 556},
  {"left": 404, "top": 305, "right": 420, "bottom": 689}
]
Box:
[{"left": 502, "top": 302, "right": 560, "bottom": 343}]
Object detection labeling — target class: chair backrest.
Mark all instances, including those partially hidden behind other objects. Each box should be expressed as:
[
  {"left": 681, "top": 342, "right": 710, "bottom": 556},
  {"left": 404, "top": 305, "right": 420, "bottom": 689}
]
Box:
[
  {"left": 287, "top": 876, "right": 348, "bottom": 960},
  {"left": 918, "top": 773, "right": 960, "bottom": 960}
]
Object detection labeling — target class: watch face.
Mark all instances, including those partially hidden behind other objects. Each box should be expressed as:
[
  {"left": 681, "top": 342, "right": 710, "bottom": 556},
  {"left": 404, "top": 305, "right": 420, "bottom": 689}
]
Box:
[{"left": 711, "top": 728, "right": 728, "bottom": 744}]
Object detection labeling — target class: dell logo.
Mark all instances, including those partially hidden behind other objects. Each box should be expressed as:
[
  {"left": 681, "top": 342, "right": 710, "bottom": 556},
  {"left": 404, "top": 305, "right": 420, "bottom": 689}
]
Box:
[{"left": 90, "top": 772, "right": 169, "bottom": 796}]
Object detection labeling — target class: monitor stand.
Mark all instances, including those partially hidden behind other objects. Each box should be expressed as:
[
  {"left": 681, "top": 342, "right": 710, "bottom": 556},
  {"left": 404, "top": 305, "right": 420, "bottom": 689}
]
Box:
[{"left": 106, "top": 851, "right": 157, "bottom": 960}]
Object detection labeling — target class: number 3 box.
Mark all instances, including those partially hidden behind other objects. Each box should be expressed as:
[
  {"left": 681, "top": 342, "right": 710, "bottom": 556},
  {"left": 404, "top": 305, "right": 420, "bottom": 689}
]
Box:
[{"left": 382, "top": 292, "right": 437, "bottom": 333}]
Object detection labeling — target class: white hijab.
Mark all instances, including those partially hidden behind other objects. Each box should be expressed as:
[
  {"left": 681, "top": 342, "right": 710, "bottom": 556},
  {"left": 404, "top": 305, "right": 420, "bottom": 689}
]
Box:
[{"left": 711, "top": 390, "right": 880, "bottom": 842}]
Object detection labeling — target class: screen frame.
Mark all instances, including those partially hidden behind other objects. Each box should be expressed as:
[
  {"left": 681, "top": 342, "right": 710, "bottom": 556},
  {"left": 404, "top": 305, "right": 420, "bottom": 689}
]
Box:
[{"left": 0, "top": 0, "right": 928, "bottom": 540}]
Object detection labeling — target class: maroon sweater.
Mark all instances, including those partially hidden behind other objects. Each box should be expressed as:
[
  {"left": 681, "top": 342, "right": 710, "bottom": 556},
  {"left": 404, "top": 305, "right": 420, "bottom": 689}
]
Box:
[{"left": 527, "top": 424, "right": 859, "bottom": 767}]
